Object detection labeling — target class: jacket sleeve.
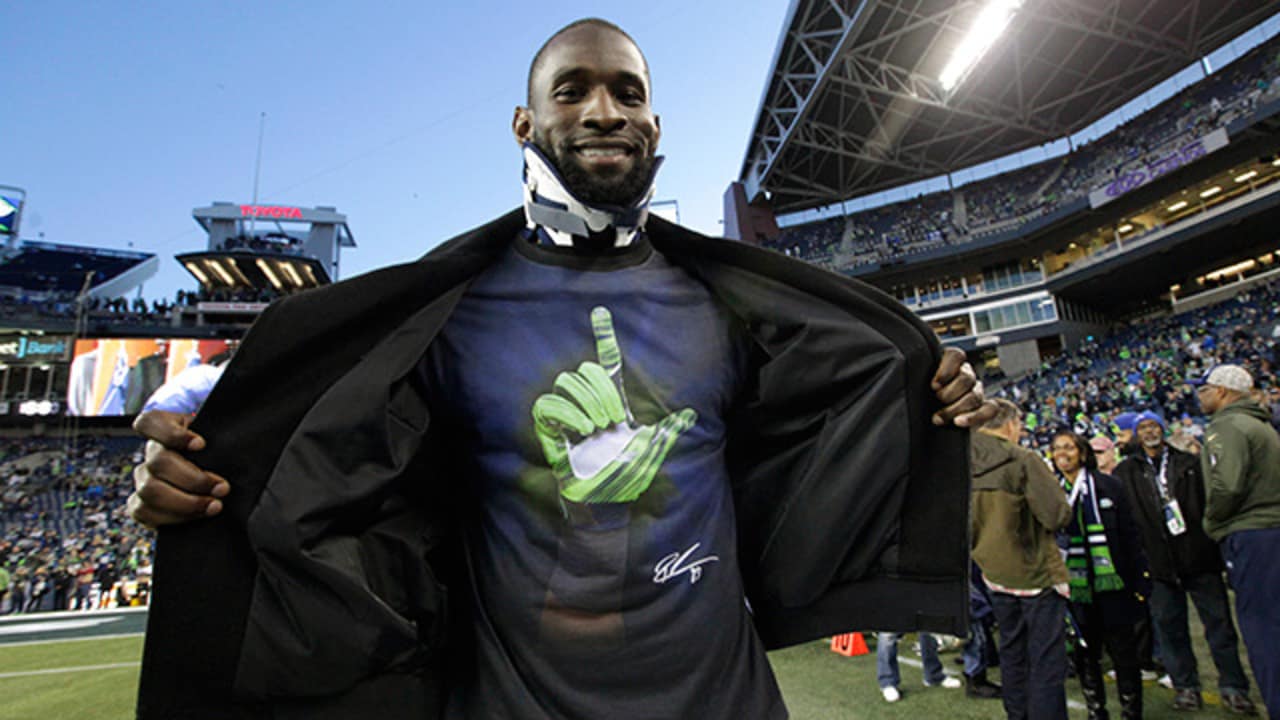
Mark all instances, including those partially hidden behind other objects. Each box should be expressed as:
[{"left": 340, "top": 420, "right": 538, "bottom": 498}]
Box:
[
  {"left": 1202, "top": 421, "right": 1248, "bottom": 525},
  {"left": 1024, "top": 454, "right": 1071, "bottom": 531}
]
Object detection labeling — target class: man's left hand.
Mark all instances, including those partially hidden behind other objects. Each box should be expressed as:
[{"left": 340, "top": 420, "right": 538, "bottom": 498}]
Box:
[{"left": 930, "top": 348, "right": 996, "bottom": 428}]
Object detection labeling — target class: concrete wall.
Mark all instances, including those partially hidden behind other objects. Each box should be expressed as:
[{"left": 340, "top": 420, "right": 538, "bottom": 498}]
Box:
[{"left": 996, "top": 339, "right": 1042, "bottom": 378}]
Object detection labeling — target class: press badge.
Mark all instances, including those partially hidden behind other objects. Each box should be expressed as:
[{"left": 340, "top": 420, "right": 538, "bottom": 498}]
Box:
[{"left": 1164, "top": 499, "right": 1187, "bottom": 536}]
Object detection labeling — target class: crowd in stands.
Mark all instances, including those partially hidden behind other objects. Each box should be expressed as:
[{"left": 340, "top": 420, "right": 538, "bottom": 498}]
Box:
[
  {"left": 0, "top": 284, "right": 296, "bottom": 325},
  {"left": 770, "top": 32, "right": 1280, "bottom": 269},
  {"left": 217, "top": 232, "right": 305, "bottom": 257},
  {"left": 997, "top": 276, "right": 1280, "bottom": 447},
  {"left": 0, "top": 434, "right": 154, "bottom": 613}
]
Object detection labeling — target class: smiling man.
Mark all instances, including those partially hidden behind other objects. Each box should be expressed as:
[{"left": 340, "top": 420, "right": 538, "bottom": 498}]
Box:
[
  {"left": 129, "top": 18, "right": 989, "bottom": 720},
  {"left": 523, "top": 22, "right": 659, "bottom": 210}
]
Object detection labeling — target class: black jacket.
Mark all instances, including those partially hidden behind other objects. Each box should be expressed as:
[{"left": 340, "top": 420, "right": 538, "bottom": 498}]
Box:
[
  {"left": 1067, "top": 471, "right": 1151, "bottom": 629},
  {"left": 137, "top": 210, "right": 971, "bottom": 719},
  {"left": 1114, "top": 445, "right": 1223, "bottom": 582}
]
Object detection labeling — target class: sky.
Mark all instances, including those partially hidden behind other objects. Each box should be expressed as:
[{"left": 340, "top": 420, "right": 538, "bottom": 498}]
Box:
[{"left": 5, "top": 2, "right": 791, "bottom": 300}]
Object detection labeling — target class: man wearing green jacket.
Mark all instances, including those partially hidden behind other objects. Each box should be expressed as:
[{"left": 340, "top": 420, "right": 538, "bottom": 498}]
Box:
[
  {"left": 971, "top": 398, "right": 1072, "bottom": 720},
  {"left": 1195, "top": 364, "right": 1280, "bottom": 718}
]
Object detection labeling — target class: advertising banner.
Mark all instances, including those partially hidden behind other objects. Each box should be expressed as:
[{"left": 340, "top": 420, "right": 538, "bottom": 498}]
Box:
[
  {"left": 0, "top": 334, "right": 73, "bottom": 364},
  {"left": 1088, "top": 128, "right": 1230, "bottom": 209}
]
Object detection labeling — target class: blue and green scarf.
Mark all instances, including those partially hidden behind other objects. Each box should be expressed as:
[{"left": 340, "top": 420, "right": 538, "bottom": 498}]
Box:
[{"left": 1059, "top": 468, "right": 1125, "bottom": 603}]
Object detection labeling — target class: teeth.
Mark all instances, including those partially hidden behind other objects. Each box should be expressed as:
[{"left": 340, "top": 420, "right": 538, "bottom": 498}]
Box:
[{"left": 579, "top": 147, "right": 626, "bottom": 157}]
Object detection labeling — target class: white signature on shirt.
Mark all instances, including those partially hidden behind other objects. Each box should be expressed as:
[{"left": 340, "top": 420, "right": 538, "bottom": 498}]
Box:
[{"left": 653, "top": 543, "right": 720, "bottom": 585}]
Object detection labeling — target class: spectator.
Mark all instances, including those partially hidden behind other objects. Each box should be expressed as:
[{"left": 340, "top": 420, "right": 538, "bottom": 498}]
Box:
[
  {"left": 1196, "top": 364, "right": 1280, "bottom": 717},
  {"left": 1114, "top": 411, "right": 1256, "bottom": 713},
  {"left": 1051, "top": 430, "right": 1149, "bottom": 720},
  {"left": 1090, "top": 435, "right": 1118, "bottom": 473},
  {"left": 875, "top": 631, "right": 962, "bottom": 703},
  {"left": 963, "top": 565, "right": 1002, "bottom": 699},
  {"left": 971, "top": 399, "right": 1072, "bottom": 720}
]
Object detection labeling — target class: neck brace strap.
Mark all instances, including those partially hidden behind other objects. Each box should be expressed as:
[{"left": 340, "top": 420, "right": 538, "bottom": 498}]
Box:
[{"left": 521, "top": 142, "right": 661, "bottom": 248}]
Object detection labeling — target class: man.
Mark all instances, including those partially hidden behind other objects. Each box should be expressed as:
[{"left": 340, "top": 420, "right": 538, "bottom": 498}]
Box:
[
  {"left": 1112, "top": 411, "right": 1140, "bottom": 456},
  {"left": 1091, "top": 435, "right": 1117, "bottom": 474},
  {"left": 875, "top": 630, "right": 962, "bottom": 703},
  {"left": 1197, "top": 364, "right": 1280, "bottom": 718},
  {"left": 1114, "top": 410, "right": 1256, "bottom": 713},
  {"left": 127, "top": 19, "right": 990, "bottom": 719},
  {"left": 970, "top": 398, "right": 1071, "bottom": 720}
]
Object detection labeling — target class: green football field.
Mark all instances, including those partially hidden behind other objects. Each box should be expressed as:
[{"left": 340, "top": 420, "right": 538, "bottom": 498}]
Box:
[{"left": 0, "top": 623, "right": 1259, "bottom": 718}]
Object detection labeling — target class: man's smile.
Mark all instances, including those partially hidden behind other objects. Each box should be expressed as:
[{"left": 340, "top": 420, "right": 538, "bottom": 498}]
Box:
[{"left": 572, "top": 141, "right": 636, "bottom": 169}]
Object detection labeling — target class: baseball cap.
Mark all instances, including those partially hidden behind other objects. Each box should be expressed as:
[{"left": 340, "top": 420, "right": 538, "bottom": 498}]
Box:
[
  {"left": 1190, "top": 364, "right": 1254, "bottom": 392},
  {"left": 1112, "top": 412, "right": 1140, "bottom": 431},
  {"left": 1135, "top": 410, "right": 1165, "bottom": 429}
]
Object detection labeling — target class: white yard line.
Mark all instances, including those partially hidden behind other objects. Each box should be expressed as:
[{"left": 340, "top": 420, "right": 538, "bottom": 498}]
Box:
[
  {"left": 0, "top": 632, "right": 144, "bottom": 648},
  {"left": 0, "top": 662, "right": 139, "bottom": 680}
]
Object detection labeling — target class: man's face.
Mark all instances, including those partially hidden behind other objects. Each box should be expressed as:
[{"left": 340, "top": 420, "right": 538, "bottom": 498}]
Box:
[
  {"left": 1136, "top": 419, "right": 1163, "bottom": 449},
  {"left": 515, "top": 25, "right": 660, "bottom": 206},
  {"left": 1197, "top": 384, "right": 1222, "bottom": 414}
]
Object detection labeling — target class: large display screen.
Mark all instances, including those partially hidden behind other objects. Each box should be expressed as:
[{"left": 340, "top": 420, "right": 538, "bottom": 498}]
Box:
[{"left": 67, "top": 338, "right": 235, "bottom": 416}]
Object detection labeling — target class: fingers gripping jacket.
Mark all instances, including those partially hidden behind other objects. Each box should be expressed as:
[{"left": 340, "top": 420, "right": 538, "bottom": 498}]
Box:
[{"left": 531, "top": 307, "right": 697, "bottom": 505}]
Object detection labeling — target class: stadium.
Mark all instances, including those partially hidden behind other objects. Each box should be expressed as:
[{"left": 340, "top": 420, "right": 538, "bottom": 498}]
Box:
[{"left": 5, "top": 1, "right": 1280, "bottom": 718}]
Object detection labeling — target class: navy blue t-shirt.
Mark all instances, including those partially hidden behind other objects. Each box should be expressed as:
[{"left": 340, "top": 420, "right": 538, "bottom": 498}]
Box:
[{"left": 423, "top": 235, "right": 785, "bottom": 719}]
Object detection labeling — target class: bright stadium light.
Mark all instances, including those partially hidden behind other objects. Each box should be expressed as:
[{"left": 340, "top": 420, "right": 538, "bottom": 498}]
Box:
[
  {"left": 255, "top": 258, "right": 285, "bottom": 290},
  {"left": 939, "top": 0, "right": 1023, "bottom": 92},
  {"left": 1167, "top": 200, "right": 1189, "bottom": 212},
  {"left": 1235, "top": 170, "right": 1258, "bottom": 183},
  {"left": 1200, "top": 186, "right": 1222, "bottom": 199},
  {"left": 184, "top": 262, "right": 210, "bottom": 284},
  {"left": 1118, "top": 223, "right": 1134, "bottom": 233}
]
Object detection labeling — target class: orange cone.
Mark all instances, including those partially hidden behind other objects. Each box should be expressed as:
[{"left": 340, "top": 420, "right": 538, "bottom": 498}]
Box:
[{"left": 830, "top": 632, "right": 870, "bottom": 657}]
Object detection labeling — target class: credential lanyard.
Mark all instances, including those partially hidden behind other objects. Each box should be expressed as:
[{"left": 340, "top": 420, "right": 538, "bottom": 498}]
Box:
[{"left": 1146, "top": 449, "right": 1170, "bottom": 500}]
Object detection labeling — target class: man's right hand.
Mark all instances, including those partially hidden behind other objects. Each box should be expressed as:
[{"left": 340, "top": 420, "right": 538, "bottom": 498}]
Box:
[{"left": 127, "top": 410, "right": 229, "bottom": 527}]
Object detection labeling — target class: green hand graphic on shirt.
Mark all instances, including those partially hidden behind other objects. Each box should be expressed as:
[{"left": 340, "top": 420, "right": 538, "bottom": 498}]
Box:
[{"left": 532, "top": 306, "right": 697, "bottom": 504}]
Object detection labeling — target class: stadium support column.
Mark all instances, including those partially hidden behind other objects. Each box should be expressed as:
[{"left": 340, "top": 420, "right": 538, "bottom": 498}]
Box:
[{"left": 722, "top": 182, "right": 780, "bottom": 246}]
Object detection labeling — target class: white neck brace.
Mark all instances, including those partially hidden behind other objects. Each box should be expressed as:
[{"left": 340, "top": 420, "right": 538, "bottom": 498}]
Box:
[{"left": 521, "top": 142, "right": 661, "bottom": 248}]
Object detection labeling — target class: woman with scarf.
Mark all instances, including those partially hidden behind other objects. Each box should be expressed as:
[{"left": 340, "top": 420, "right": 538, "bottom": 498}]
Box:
[{"left": 1050, "top": 430, "right": 1151, "bottom": 720}]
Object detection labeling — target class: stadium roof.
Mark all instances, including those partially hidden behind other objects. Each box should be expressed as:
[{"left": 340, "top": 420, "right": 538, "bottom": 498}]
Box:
[{"left": 740, "top": 0, "right": 1277, "bottom": 213}]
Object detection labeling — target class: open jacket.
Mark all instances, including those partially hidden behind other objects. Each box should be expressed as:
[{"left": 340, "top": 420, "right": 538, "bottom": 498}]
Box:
[
  {"left": 1114, "top": 445, "right": 1221, "bottom": 582},
  {"left": 137, "top": 209, "right": 971, "bottom": 719}
]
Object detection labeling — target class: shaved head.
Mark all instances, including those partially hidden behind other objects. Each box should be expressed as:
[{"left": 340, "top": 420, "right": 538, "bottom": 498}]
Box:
[{"left": 527, "top": 18, "right": 650, "bottom": 105}]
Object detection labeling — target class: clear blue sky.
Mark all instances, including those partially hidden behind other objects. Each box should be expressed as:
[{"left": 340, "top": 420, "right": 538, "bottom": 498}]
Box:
[{"left": 5, "top": 2, "right": 789, "bottom": 299}]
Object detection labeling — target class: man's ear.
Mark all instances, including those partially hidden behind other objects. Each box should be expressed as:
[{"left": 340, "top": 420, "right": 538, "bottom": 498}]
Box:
[
  {"left": 513, "top": 106, "right": 533, "bottom": 146},
  {"left": 653, "top": 114, "right": 662, "bottom": 148}
]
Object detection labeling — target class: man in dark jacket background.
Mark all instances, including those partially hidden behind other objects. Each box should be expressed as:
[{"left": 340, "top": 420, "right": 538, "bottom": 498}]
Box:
[
  {"left": 971, "top": 398, "right": 1071, "bottom": 720},
  {"left": 1114, "top": 410, "right": 1256, "bottom": 713}
]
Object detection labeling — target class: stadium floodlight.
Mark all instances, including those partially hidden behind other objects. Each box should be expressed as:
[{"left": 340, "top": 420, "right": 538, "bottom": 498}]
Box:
[
  {"left": 1118, "top": 223, "right": 1134, "bottom": 233},
  {"left": 939, "top": 0, "right": 1023, "bottom": 92},
  {"left": 280, "top": 262, "right": 304, "bottom": 288},
  {"left": 1167, "top": 200, "right": 1189, "bottom": 212},
  {"left": 1235, "top": 170, "right": 1258, "bottom": 183},
  {"left": 255, "top": 258, "right": 285, "bottom": 290},
  {"left": 1200, "top": 186, "right": 1222, "bottom": 199},
  {"left": 205, "top": 259, "right": 236, "bottom": 286},
  {"left": 184, "top": 262, "right": 210, "bottom": 285}
]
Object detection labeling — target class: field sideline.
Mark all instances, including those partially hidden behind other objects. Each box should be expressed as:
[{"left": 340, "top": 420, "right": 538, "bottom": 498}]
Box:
[{"left": 0, "top": 624, "right": 1257, "bottom": 718}]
